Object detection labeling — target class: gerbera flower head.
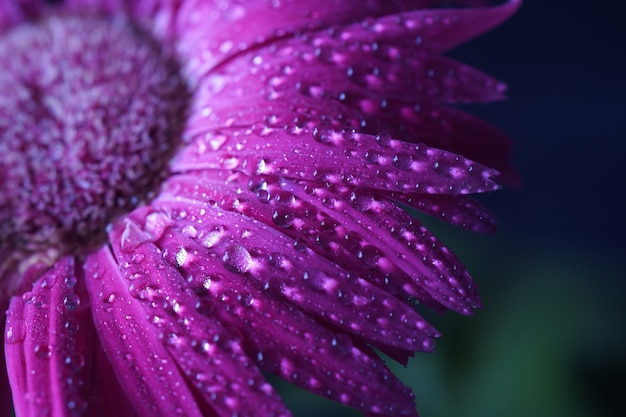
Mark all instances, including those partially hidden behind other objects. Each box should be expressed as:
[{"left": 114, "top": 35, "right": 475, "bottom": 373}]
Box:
[{"left": 0, "top": 1, "right": 520, "bottom": 416}]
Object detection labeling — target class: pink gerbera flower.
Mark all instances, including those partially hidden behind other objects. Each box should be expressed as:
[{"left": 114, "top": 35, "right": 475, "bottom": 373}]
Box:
[{"left": 0, "top": 0, "right": 520, "bottom": 416}]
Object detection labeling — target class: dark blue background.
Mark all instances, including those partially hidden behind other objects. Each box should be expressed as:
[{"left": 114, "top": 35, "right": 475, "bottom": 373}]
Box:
[{"left": 454, "top": 0, "right": 626, "bottom": 254}]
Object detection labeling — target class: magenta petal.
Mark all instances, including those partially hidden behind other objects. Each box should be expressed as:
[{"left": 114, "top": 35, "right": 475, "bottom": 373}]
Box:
[
  {"left": 161, "top": 172, "right": 452, "bottom": 315},
  {"left": 4, "top": 256, "right": 95, "bottom": 416},
  {"left": 143, "top": 196, "right": 439, "bottom": 351},
  {"left": 381, "top": 192, "right": 498, "bottom": 233},
  {"left": 84, "top": 246, "right": 206, "bottom": 417},
  {"left": 310, "top": 0, "right": 522, "bottom": 54},
  {"left": 0, "top": 317, "right": 12, "bottom": 417},
  {"left": 154, "top": 227, "right": 421, "bottom": 415},
  {"left": 279, "top": 179, "right": 482, "bottom": 314},
  {"left": 187, "top": 80, "right": 518, "bottom": 186},
  {"left": 107, "top": 220, "right": 292, "bottom": 417},
  {"left": 175, "top": 0, "right": 425, "bottom": 74},
  {"left": 201, "top": 43, "right": 506, "bottom": 108},
  {"left": 173, "top": 128, "right": 499, "bottom": 195},
  {"left": 160, "top": 172, "right": 479, "bottom": 314},
  {"left": 176, "top": 0, "right": 520, "bottom": 75}
]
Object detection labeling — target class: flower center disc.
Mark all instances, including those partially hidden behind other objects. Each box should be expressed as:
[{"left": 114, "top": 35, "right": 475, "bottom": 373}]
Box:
[{"left": 0, "top": 13, "right": 188, "bottom": 254}]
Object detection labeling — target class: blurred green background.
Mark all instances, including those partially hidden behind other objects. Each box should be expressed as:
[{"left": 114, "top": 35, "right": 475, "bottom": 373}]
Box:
[{"left": 272, "top": 1, "right": 626, "bottom": 416}]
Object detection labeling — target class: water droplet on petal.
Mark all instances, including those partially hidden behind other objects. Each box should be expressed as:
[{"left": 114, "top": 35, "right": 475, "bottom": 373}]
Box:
[
  {"left": 375, "top": 132, "right": 392, "bottom": 147},
  {"left": 357, "top": 245, "right": 380, "bottom": 269},
  {"left": 350, "top": 189, "right": 374, "bottom": 211},
  {"left": 182, "top": 225, "right": 198, "bottom": 238},
  {"left": 272, "top": 206, "right": 295, "bottom": 228},
  {"left": 364, "top": 149, "right": 380, "bottom": 164},
  {"left": 392, "top": 152, "right": 413, "bottom": 170},
  {"left": 175, "top": 247, "right": 188, "bottom": 267},
  {"left": 201, "top": 225, "right": 225, "bottom": 248},
  {"left": 63, "top": 294, "right": 80, "bottom": 312},
  {"left": 34, "top": 344, "right": 53, "bottom": 359},
  {"left": 64, "top": 353, "right": 85, "bottom": 371},
  {"left": 312, "top": 127, "right": 334, "bottom": 144},
  {"left": 222, "top": 245, "right": 252, "bottom": 273}
]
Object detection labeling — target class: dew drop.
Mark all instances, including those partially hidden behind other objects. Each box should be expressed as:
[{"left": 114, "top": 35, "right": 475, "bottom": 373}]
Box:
[
  {"left": 293, "top": 238, "right": 307, "bottom": 252},
  {"left": 144, "top": 212, "right": 170, "bottom": 241},
  {"left": 63, "top": 294, "right": 80, "bottom": 312},
  {"left": 364, "top": 149, "right": 380, "bottom": 164},
  {"left": 175, "top": 247, "right": 188, "bottom": 267},
  {"left": 34, "top": 344, "right": 53, "bottom": 359},
  {"left": 222, "top": 245, "right": 252, "bottom": 273},
  {"left": 312, "top": 127, "right": 334, "bottom": 144},
  {"left": 64, "top": 353, "right": 85, "bottom": 371},
  {"left": 201, "top": 226, "right": 225, "bottom": 248},
  {"left": 102, "top": 293, "right": 116, "bottom": 304},
  {"left": 220, "top": 155, "right": 239, "bottom": 169},
  {"left": 238, "top": 293, "right": 254, "bottom": 307},
  {"left": 375, "top": 132, "right": 392, "bottom": 147},
  {"left": 202, "top": 276, "right": 212, "bottom": 291},
  {"left": 272, "top": 206, "right": 295, "bottom": 228},
  {"left": 357, "top": 245, "right": 380, "bottom": 269},
  {"left": 64, "top": 319, "right": 80, "bottom": 335},
  {"left": 64, "top": 275, "right": 77, "bottom": 288},
  {"left": 182, "top": 225, "right": 198, "bottom": 238},
  {"left": 349, "top": 189, "right": 374, "bottom": 211},
  {"left": 256, "top": 189, "right": 271, "bottom": 203},
  {"left": 131, "top": 253, "right": 145, "bottom": 264},
  {"left": 392, "top": 152, "right": 413, "bottom": 170}
]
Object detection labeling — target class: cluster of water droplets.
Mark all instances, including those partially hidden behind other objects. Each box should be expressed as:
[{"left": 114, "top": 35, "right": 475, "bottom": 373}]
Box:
[
  {"left": 4, "top": 256, "right": 90, "bottom": 416},
  {"left": 103, "top": 198, "right": 422, "bottom": 413}
]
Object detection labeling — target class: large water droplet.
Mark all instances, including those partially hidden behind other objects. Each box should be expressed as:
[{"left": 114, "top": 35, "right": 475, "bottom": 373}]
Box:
[
  {"left": 349, "top": 189, "right": 374, "bottom": 211},
  {"left": 34, "top": 344, "right": 53, "bottom": 359},
  {"left": 64, "top": 353, "right": 85, "bottom": 371},
  {"left": 272, "top": 206, "right": 295, "bottom": 228},
  {"left": 63, "top": 293, "right": 80, "bottom": 312},
  {"left": 312, "top": 127, "right": 334, "bottom": 144},
  {"left": 357, "top": 245, "right": 380, "bottom": 269},
  {"left": 375, "top": 132, "right": 392, "bottom": 147},
  {"left": 392, "top": 152, "right": 413, "bottom": 170},
  {"left": 201, "top": 225, "right": 225, "bottom": 248},
  {"left": 222, "top": 245, "right": 252, "bottom": 273}
]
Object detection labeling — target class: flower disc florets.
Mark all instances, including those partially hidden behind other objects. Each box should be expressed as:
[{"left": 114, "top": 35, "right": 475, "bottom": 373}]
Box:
[{"left": 0, "top": 13, "right": 187, "bottom": 254}]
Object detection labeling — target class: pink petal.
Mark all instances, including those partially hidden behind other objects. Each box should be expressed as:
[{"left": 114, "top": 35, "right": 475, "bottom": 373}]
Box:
[
  {"left": 175, "top": 0, "right": 521, "bottom": 76},
  {"left": 84, "top": 246, "right": 207, "bottom": 417},
  {"left": 172, "top": 127, "right": 500, "bottom": 195},
  {"left": 280, "top": 179, "right": 482, "bottom": 314},
  {"left": 135, "top": 198, "right": 438, "bottom": 351},
  {"left": 160, "top": 172, "right": 479, "bottom": 314},
  {"left": 162, "top": 172, "right": 452, "bottom": 313},
  {"left": 153, "top": 223, "right": 421, "bottom": 415},
  {"left": 107, "top": 221, "right": 292, "bottom": 417},
  {"left": 0, "top": 317, "right": 12, "bottom": 417},
  {"left": 201, "top": 41, "right": 506, "bottom": 107},
  {"left": 381, "top": 192, "right": 498, "bottom": 233},
  {"left": 315, "top": 0, "right": 522, "bottom": 55},
  {"left": 188, "top": 79, "right": 518, "bottom": 186},
  {"left": 4, "top": 256, "right": 95, "bottom": 416}
]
